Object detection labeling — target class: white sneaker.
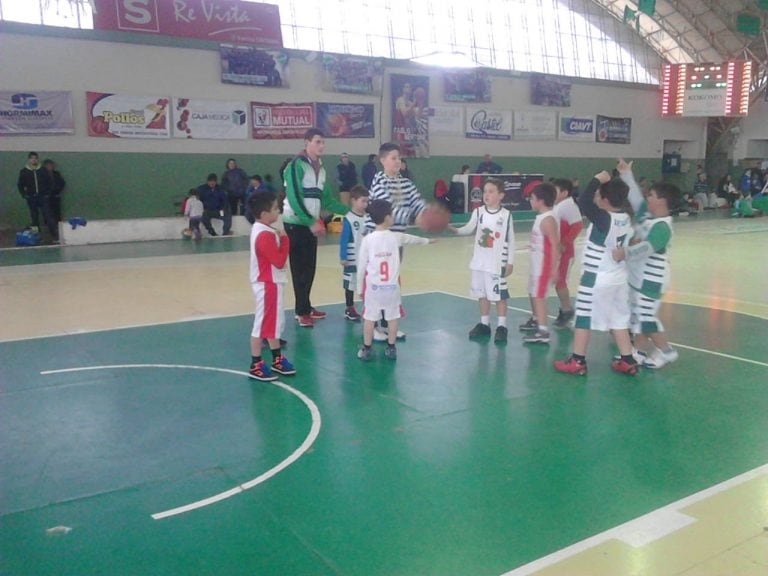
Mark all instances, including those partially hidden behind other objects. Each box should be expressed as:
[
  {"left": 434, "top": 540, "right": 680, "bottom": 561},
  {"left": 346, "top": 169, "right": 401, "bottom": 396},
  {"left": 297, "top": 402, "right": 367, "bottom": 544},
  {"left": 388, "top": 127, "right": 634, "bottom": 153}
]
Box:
[
  {"left": 644, "top": 348, "right": 679, "bottom": 369},
  {"left": 632, "top": 349, "right": 648, "bottom": 365},
  {"left": 373, "top": 327, "right": 388, "bottom": 341}
]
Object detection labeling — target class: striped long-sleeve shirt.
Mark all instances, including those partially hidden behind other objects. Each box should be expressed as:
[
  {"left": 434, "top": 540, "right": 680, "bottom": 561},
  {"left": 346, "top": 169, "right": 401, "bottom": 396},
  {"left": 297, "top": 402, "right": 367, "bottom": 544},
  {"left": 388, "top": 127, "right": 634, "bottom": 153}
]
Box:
[{"left": 366, "top": 171, "right": 426, "bottom": 232}]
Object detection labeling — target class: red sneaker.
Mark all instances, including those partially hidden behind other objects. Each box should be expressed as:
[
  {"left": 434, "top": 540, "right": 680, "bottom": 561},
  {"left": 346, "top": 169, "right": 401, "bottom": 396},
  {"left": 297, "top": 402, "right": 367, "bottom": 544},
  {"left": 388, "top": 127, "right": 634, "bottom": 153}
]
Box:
[
  {"left": 611, "top": 358, "right": 638, "bottom": 376},
  {"left": 249, "top": 360, "right": 277, "bottom": 382},
  {"left": 553, "top": 357, "right": 588, "bottom": 375},
  {"left": 297, "top": 315, "right": 314, "bottom": 328},
  {"left": 309, "top": 308, "right": 327, "bottom": 320}
]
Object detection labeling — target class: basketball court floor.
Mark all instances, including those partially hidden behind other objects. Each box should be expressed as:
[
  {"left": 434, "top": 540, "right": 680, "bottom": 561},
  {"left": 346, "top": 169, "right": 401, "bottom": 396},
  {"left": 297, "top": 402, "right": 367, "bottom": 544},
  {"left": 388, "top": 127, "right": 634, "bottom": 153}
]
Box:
[{"left": 1, "top": 213, "right": 767, "bottom": 575}]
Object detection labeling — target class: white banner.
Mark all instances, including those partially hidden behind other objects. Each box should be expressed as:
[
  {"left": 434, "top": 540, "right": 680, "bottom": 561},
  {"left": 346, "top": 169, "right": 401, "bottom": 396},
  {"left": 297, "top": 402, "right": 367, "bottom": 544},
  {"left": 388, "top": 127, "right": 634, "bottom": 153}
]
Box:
[
  {"left": 465, "top": 108, "right": 512, "bottom": 140},
  {"left": 428, "top": 106, "right": 464, "bottom": 136},
  {"left": 0, "top": 91, "right": 74, "bottom": 135},
  {"left": 558, "top": 115, "right": 596, "bottom": 142},
  {"left": 87, "top": 92, "right": 170, "bottom": 139},
  {"left": 172, "top": 98, "right": 249, "bottom": 140},
  {"left": 513, "top": 110, "right": 557, "bottom": 140}
]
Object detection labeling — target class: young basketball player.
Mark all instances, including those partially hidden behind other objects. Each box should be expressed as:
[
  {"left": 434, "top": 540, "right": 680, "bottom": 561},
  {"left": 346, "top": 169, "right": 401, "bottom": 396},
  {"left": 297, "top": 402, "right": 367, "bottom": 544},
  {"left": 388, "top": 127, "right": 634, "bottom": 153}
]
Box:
[
  {"left": 248, "top": 192, "right": 296, "bottom": 382},
  {"left": 551, "top": 178, "right": 583, "bottom": 328},
  {"left": 340, "top": 185, "right": 369, "bottom": 321}
]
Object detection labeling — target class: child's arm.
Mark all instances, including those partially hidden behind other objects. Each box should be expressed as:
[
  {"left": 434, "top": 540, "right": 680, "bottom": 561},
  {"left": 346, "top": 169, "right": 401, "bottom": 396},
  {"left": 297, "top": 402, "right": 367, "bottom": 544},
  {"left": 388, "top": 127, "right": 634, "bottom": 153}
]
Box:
[
  {"left": 577, "top": 172, "right": 612, "bottom": 232},
  {"left": 451, "top": 208, "right": 478, "bottom": 235},
  {"left": 255, "top": 229, "right": 290, "bottom": 269},
  {"left": 356, "top": 238, "right": 369, "bottom": 297},
  {"left": 617, "top": 158, "right": 644, "bottom": 213},
  {"left": 339, "top": 218, "right": 353, "bottom": 265},
  {"left": 503, "top": 211, "right": 515, "bottom": 276},
  {"left": 614, "top": 221, "right": 671, "bottom": 262},
  {"left": 183, "top": 199, "right": 191, "bottom": 217},
  {"left": 541, "top": 214, "right": 561, "bottom": 279},
  {"left": 396, "top": 232, "right": 432, "bottom": 246}
]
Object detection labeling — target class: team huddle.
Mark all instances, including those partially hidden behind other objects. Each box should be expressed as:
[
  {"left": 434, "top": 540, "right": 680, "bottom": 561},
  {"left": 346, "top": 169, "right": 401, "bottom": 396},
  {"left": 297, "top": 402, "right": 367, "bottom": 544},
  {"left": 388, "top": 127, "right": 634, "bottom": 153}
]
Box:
[{"left": 245, "top": 128, "right": 681, "bottom": 381}]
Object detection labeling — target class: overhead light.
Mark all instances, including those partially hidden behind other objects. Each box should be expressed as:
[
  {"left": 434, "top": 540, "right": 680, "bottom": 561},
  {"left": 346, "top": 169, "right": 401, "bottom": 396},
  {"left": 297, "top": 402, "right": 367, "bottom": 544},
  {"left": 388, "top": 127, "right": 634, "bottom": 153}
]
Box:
[{"left": 410, "top": 51, "right": 481, "bottom": 69}]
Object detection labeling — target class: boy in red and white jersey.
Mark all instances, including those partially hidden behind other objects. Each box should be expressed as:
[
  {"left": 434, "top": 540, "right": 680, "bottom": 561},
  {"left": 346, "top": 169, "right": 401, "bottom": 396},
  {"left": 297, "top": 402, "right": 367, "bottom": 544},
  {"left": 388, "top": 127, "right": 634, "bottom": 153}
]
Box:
[{"left": 551, "top": 178, "right": 584, "bottom": 328}]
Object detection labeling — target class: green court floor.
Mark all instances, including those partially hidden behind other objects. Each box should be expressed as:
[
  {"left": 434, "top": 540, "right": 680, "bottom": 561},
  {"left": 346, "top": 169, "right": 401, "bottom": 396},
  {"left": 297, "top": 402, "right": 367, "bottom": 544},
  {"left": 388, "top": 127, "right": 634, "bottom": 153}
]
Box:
[{"left": 1, "top": 293, "right": 766, "bottom": 575}]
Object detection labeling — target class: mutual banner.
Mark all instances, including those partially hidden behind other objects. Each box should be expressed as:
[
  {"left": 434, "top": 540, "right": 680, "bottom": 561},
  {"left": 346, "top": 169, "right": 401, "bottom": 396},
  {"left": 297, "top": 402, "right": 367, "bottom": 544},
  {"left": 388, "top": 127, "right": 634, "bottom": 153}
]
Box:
[
  {"left": 322, "top": 55, "right": 383, "bottom": 95},
  {"left": 391, "top": 74, "right": 430, "bottom": 158},
  {"left": 172, "top": 98, "right": 248, "bottom": 139},
  {"left": 513, "top": 111, "right": 557, "bottom": 140},
  {"left": 221, "top": 44, "right": 289, "bottom": 87},
  {"left": 596, "top": 115, "right": 632, "bottom": 144},
  {"left": 92, "top": 0, "right": 282, "bottom": 47},
  {"left": 0, "top": 91, "right": 73, "bottom": 135},
  {"left": 467, "top": 173, "right": 545, "bottom": 212},
  {"left": 443, "top": 71, "right": 491, "bottom": 103},
  {"left": 428, "top": 106, "right": 464, "bottom": 137},
  {"left": 316, "top": 103, "right": 375, "bottom": 138},
  {"left": 251, "top": 102, "right": 314, "bottom": 139},
  {"left": 465, "top": 108, "right": 512, "bottom": 140},
  {"left": 558, "top": 115, "right": 595, "bottom": 142},
  {"left": 87, "top": 92, "right": 170, "bottom": 138}
]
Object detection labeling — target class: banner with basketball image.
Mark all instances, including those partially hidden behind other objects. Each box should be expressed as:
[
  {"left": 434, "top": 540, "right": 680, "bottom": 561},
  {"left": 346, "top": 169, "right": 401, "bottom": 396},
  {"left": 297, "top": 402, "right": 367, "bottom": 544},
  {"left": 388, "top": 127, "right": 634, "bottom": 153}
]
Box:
[
  {"left": 467, "top": 173, "right": 545, "bottom": 212},
  {"left": 172, "top": 98, "right": 248, "bottom": 139},
  {"left": 251, "top": 102, "right": 314, "bottom": 139},
  {"left": 86, "top": 92, "right": 170, "bottom": 138},
  {"left": 316, "top": 103, "right": 375, "bottom": 138},
  {"left": 390, "top": 74, "right": 430, "bottom": 158}
]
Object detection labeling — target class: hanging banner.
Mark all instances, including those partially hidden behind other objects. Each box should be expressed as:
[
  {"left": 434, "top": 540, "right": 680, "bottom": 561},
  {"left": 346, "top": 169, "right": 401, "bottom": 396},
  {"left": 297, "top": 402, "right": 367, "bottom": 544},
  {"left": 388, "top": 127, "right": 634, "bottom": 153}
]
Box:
[
  {"left": 465, "top": 108, "right": 512, "bottom": 140},
  {"left": 390, "top": 74, "right": 430, "bottom": 158},
  {"left": 558, "top": 115, "right": 595, "bottom": 142},
  {"left": 172, "top": 98, "right": 248, "bottom": 139},
  {"left": 86, "top": 92, "right": 170, "bottom": 138},
  {"left": 220, "top": 44, "right": 289, "bottom": 87},
  {"left": 251, "top": 102, "right": 314, "bottom": 139},
  {"left": 513, "top": 110, "right": 557, "bottom": 140},
  {"left": 467, "top": 173, "right": 545, "bottom": 212},
  {"left": 322, "top": 54, "right": 383, "bottom": 95},
  {"left": 428, "top": 106, "right": 464, "bottom": 136},
  {"left": 92, "top": 0, "right": 282, "bottom": 47},
  {"left": 316, "top": 103, "right": 375, "bottom": 138},
  {"left": 596, "top": 115, "right": 632, "bottom": 144},
  {"left": 0, "top": 91, "right": 74, "bottom": 135},
  {"left": 443, "top": 71, "right": 492, "bottom": 103},
  {"left": 531, "top": 75, "right": 572, "bottom": 107}
]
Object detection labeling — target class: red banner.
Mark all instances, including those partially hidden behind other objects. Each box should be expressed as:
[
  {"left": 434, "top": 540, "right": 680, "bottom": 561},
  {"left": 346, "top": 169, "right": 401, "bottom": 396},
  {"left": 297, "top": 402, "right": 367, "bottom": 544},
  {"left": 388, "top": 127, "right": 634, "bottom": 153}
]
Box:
[
  {"left": 92, "top": 0, "right": 283, "bottom": 47},
  {"left": 251, "top": 102, "right": 315, "bottom": 139}
]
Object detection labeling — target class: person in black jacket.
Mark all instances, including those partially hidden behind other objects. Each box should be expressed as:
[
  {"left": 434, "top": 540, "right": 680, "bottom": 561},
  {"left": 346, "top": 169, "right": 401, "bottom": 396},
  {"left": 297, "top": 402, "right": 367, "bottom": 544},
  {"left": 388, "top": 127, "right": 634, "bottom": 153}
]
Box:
[
  {"left": 43, "top": 159, "right": 66, "bottom": 223},
  {"left": 197, "top": 173, "right": 231, "bottom": 236},
  {"left": 221, "top": 158, "right": 249, "bottom": 216},
  {"left": 336, "top": 152, "right": 358, "bottom": 204},
  {"left": 17, "top": 152, "right": 58, "bottom": 241}
]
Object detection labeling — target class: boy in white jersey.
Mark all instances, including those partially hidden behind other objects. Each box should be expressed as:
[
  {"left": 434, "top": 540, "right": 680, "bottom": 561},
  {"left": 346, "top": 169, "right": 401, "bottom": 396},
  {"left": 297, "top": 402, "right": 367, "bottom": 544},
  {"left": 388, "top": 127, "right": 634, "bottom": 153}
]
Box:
[
  {"left": 340, "top": 185, "right": 369, "bottom": 321},
  {"left": 554, "top": 171, "right": 638, "bottom": 376},
  {"left": 521, "top": 183, "right": 560, "bottom": 344},
  {"left": 367, "top": 142, "right": 428, "bottom": 341},
  {"left": 551, "top": 178, "right": 584, "bottom": 328},
  {"left": 615, "top": 159, "right": 681, "bottom": 369},
  {"left": 247, "top": 192, "right": 296, "bottom": 382},
  {"left": 357, "top": 200, "right": 433, "bottom": 361},
  {"left": 453, "top": 179, "right": 514, "bottom": 343}
]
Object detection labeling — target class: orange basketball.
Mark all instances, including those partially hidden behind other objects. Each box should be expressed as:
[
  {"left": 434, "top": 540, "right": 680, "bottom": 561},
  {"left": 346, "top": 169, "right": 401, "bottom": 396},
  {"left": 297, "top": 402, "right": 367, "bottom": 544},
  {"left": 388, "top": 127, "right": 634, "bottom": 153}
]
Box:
[{"left": 419, "top": 204, "right": 450, "bottom": 233}]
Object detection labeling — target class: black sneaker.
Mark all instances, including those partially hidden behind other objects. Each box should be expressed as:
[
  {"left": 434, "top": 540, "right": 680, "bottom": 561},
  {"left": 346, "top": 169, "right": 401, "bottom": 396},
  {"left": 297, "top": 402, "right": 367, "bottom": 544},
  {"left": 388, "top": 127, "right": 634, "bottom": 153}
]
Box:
[
  {"left": 518, "top": 317, "right": 538, "bottom": 332},
  {"left": 554, "top": 309, "right": 574, "bottom": 329},
  {"left": 494, "top": 325, "right": 508, "bottom": 343},
  {"left": 468, "top": 323, "right": 492, "bottom": 339}
]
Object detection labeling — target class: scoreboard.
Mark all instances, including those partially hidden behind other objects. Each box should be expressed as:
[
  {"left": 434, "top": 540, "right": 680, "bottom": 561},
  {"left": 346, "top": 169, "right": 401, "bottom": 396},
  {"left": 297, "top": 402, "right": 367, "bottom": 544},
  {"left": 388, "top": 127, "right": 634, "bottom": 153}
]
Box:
[{"left": 661, "top": 61, "right": 752, "bottom": 117}]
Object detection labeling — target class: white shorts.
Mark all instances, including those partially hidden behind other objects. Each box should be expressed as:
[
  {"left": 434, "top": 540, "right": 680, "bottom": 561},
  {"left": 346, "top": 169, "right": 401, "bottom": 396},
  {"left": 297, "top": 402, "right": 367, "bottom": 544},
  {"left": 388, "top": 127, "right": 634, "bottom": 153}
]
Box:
[
  {"left": 629, "top": 290, "right": 664, "bottom": 335},
  {"left": 574, "top": 281, "right": 630, "bottom": 331},
  {"left": 342, "top": 267, "right": 357, "bottom": 291},
  {"left": 363, "top": 285, "right": 402, "bottom": 322},
  {"left": 470, "top": 270, "right": 509, "bottom": 301},
  {"left": 251, "top": 282, "right": 285, "bottom": 339}
]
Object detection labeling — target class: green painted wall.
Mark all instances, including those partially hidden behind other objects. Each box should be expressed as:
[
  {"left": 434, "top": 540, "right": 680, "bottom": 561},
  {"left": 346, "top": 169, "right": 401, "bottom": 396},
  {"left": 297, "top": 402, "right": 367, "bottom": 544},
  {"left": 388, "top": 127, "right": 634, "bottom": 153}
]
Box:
[{"left": 0, "top": 152, "right": 697, "bottom": 230}]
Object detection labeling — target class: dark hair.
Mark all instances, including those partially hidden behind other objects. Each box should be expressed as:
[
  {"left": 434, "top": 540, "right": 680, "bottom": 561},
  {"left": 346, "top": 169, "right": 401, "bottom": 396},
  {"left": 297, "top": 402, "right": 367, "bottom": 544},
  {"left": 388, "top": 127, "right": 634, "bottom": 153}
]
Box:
[
  {"left": 226, "top": 158, "right": 236, "bottom": 166},
  {"left": 251, "top": 174, "right": 263, "bottom": 183},
  {"left": 368, "top": 154, "right": 376, "bottom": 162},
  {"left": 551, "top": 178, "right": 573, "bottom": 196},
  {"left": 651, "top": 181, "right": 682, "bottom": 209},
  {"left": 43, "top": 158, "right": 55, "bottom": 167},
  {"left": 484, "top": 178, "right": 505, "bottom": 195},
  {"left": 28, "top": 151, "right": 38, "bottom": 159},
  {"left": 378, "top": 142, "right": 401, "bottom": 157},
  {"left": 461, "top": 164, "right": 470, "bottom": 172},
  {"left": 530, "top": 182, "right": 557, "bottom": 207},
  {"left": 367, "top": 199, "right": 392, "bottom": 224},
  {"left": 248, "top": 191, "right": 278, "bottom": 220},
  {"left": 599, "top": 178, "right": 629, "bottom": 209},
  {"left": 188, "top": 188, "right": 198, "bottom": 197},
  {"left": 303, "top": 128, "right": 324, "bottom": 141},
  {"left": 265, "top": 174, "right": 273, "bottom": 183},
  {"left": 349, "top": 184, "right": 369, "bottom": 200},
  {"left": 206, "top": 173, "right": 218, "bottom": 182}
]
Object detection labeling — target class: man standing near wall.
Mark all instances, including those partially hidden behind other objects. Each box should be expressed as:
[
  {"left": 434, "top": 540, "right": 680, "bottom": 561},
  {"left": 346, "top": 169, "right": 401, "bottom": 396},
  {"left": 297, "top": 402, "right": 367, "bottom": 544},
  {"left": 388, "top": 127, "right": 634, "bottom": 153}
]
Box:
[
  {"left": 476, "top": 154, "right": 503, "bottom": 174},
  {"left": 17, "top": 152, "right": 58, "bottom": 242},
  {"left": 283, "top": 128, "right": 349, "bottom": 328}
]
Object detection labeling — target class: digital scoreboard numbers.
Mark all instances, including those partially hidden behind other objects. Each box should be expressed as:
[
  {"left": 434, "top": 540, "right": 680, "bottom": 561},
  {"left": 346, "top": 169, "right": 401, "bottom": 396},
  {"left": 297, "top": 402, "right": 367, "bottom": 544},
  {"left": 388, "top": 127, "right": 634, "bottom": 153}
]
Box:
[{"left": 661, "top": 61, "right": 752, "bottom": 117}]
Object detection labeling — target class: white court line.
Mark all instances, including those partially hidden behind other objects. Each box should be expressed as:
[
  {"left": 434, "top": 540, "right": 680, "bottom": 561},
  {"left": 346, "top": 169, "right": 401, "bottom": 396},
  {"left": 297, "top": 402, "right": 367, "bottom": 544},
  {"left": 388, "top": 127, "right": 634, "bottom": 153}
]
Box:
[
  {"left": 501, "top": 463, "right": 768, "bottom": 575},
  {"left": 40, "top": 364, "right": 322, "bottom": 520}
]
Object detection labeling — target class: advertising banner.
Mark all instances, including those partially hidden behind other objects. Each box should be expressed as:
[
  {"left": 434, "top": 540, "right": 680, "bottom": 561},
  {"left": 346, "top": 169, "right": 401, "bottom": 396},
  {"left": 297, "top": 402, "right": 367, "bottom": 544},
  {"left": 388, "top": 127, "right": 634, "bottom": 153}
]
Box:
[
  {"left": 467, "top": 173, "right": 545, "bottom": 212},
  {"left": 322, "top": 54, "right": 383, "bottom": 95},
  {"left": 465, "top": 108, "right": 512, "bottom": 140},
  {"left": 513, "top": 110, "right": 557, "bottom": 140},
  {"left": 92, "top": 0, "right": 282, "bottom": 47},
  {"left": 172, "top": 98, "right": 248, "bottom": 139},
  {"left": 0, "top": 91, "right": 73, "bottom": 135},
  {"left": 221, "top": 44, "right": 289, "bottom": 87},
  {"left": 391, "top": 74, "right": 430, "bottom": 158},
  {"left": 558, "top": 115, "right": 595, "bottom": 142},
  {"left": 531, "top": 75, "right": 572, "bottom": 107},
  {"left": 86, "top": 92, "right": 170, "bottom": 138},
  {"left": 596, "top": 115, "right": 632, "bottom": 144},
  {"left": 251, "top": 102, "right": 314, "bottom": 139},
  {"left": 428, "top": 106, "right": 464, "bottom": 136},
  {"left": 316, "top": 103, "right": 374, "bottom": 138},
  {"left": 443, "top": 71, "right": 491, "bottom": 103}
]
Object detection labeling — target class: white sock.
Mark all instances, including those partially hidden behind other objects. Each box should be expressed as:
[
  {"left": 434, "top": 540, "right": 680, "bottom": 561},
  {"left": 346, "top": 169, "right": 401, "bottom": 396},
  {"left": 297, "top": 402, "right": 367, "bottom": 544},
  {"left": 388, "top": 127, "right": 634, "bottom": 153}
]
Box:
[
  {"left": 480, "top": 315, "right": 490, "bottom": 325},
  {"left": 497, "top": 316, "right": 507, "bottom": 328}
]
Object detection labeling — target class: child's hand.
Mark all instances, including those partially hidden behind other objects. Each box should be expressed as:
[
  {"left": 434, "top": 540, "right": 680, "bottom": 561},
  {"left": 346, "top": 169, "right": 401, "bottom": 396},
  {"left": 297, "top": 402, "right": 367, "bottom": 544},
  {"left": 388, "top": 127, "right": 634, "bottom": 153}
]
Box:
[
  {"left": 612, "top": 247, "right": 626, "bottom": 262},
  {"left": 447, "top": 225, "right": 459, "bottom": 234},
  {"left": 311, "top": 219, "right": 326, "bottom": 237},
  {"left": 616, "top": 158, "right": 633, "bottom": 173},
  {"left": 595, "top": 170, "right": 612, "bottom": 183},
  {"left": 504, "top": 264, "right": 514, "bottom": 277}
]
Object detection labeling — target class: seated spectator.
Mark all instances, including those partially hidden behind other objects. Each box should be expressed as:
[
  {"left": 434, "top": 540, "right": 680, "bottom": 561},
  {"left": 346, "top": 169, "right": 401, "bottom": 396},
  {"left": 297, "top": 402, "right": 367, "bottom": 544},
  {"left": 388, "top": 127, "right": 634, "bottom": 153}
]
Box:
[
  {"left": 717, "top": 174, "right": 739, "bottom": 207},
  {"left": 197, "top": 173, "right": 231, "bottom": 236},
  {"left": 476, "top": 154, "right": 502, "bottom": 174},
  {"left": 452, "top": 165, "right": 471, "bottom": 183},
  {"left": 692, "top": 173, "right": 717, "bottom": 211}
]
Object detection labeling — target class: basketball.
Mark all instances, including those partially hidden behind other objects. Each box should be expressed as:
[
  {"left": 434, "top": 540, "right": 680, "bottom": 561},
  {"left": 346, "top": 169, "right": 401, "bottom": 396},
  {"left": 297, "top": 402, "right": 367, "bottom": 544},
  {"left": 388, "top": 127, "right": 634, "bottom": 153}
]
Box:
[{"left": 419, "top": 203, "right": 451, "bottom": 233}]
